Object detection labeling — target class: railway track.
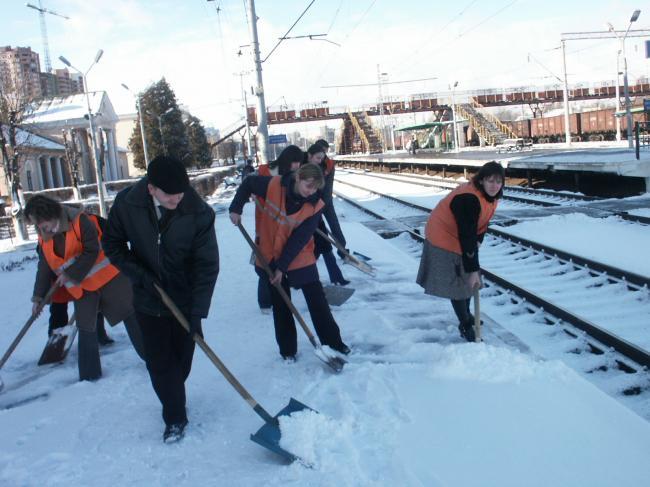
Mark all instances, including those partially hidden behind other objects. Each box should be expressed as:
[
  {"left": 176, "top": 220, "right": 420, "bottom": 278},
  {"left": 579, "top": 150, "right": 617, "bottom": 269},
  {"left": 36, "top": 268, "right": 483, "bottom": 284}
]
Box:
[
  {"left": 338, "top": 167, "right": 650, "bottom": 225},
  {"left": 332, "top": 177, "right": 650, "bottom": 392}
]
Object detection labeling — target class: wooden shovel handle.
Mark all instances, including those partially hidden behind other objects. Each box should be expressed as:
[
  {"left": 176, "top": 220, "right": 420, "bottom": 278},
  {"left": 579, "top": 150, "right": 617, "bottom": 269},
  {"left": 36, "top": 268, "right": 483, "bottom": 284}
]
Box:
[{"left": 473, "top": 286, "right": 481, "bottom": 343}]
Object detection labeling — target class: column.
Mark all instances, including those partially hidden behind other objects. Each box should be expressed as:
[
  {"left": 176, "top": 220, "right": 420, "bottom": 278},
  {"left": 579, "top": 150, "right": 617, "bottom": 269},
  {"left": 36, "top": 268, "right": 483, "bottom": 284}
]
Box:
[{"left": 109, "top": 128, "right": 120, "bottom": 181}]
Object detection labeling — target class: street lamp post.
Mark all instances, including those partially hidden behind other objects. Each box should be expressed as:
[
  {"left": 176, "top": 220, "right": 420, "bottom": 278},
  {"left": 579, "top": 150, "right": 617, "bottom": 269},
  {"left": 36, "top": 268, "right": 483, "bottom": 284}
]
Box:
[
  {"left": 608, "top": 9, "right": 641, "bottom": 149},
  {"left": 147, "top": 107, "right": 174, "bottom": 156},
  {"left": 121, "top": 83, "right": 150, "bottom": 166},
  {"left": 59, "top": 49, "right": 107, "bottom": 217}
]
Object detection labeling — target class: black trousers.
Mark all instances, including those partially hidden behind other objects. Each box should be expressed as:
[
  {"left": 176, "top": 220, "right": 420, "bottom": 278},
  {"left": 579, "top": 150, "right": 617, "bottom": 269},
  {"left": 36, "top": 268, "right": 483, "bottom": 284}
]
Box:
[
  {"left": 136, "top": 311, "right": 197, "bottom": 426},
  {"left": 451, "top": 298, "right": 472, "bottom": 324},
  {"left": 270, "top": 278, "right": 345, "bottom": 357}
]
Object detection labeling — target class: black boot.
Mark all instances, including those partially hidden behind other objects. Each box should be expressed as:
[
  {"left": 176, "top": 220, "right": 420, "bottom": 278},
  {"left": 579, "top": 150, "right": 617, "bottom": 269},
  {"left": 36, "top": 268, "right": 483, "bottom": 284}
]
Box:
[
  {"left": 163, "top": 420, "right": 188, "bottom": 443},
  {"left": 458, "top": 318, "right": 476, "bottom": 343},
  {"left": 78, "top": 329, "right": 102, "bottom": 381}
]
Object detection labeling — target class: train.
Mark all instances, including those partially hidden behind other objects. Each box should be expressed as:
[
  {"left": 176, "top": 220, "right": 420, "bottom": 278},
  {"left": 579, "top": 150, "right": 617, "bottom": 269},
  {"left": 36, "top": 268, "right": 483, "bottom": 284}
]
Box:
[{"left": 503, "top": 107, "right": 648, "bottom": 142}]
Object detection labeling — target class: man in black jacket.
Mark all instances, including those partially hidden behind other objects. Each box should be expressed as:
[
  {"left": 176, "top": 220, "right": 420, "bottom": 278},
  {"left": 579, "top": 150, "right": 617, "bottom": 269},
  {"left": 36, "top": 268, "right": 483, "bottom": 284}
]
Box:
[{"left": 102, "top": 155, "right": 219, "bottom": 443}]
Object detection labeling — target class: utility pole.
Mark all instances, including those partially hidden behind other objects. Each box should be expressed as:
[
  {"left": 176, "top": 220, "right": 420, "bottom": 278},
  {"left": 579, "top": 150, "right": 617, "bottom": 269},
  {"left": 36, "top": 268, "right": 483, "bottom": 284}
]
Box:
[
  {"left": 377, "top": 64, "right": 386, "bottom": 152},
  {"left": 561, "top": 40, "right": 572, "bottom": 146},
  {"left": 246, "top": 0, "right": 269, "bottom": 164},
  {"left": 235, "top": 72, "right": 253, "bottom": 160}
]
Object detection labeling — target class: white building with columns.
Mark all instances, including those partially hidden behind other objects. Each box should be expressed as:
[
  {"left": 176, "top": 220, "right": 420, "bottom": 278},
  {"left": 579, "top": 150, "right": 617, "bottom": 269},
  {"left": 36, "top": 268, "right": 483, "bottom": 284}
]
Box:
[
  {"left": 0, "top": 126, "right": 68, "bottom": 196},
  {"left": 24, "top": 91, "right": 128, "bottom": 184}
]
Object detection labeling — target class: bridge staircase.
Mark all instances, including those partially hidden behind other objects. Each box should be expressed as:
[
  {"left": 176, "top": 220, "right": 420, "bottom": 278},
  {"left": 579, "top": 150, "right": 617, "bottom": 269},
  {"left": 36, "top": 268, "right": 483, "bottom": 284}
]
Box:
[
  {"left": 455, "top": 97, "right": 517, "bottom": 145},
  {"left": 338, "top": 110, "right": 383, "bottom": 154}
]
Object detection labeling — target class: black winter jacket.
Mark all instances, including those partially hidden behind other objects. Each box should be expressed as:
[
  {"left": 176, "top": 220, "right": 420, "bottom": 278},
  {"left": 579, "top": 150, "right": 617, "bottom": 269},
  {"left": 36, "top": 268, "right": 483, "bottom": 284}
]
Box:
[{"left": 102, "top": 177, "right": 219, "bottom": 319}]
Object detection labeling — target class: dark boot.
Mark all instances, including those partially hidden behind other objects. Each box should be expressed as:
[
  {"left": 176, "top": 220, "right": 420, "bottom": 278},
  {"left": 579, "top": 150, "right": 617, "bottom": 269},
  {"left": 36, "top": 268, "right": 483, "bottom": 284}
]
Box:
[
  {"left": 323, "top": 251, "right": 350, "bottom": 286},
  {"left": 458, "top": 317, "right": 476, "bottom": 343},
  {"left": 163, "top": 420, "right": 188, "bottom": 443},
  {"left": 78, "top": 329, "right": 102, "bottom": 381},
  {"left": 96, "top": 315, "right": 114, "bottom": 346}
]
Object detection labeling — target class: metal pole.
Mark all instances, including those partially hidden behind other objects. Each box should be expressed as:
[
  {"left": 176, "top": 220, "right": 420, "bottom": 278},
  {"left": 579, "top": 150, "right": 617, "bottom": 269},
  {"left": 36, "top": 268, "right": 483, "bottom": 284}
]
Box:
[
  {"left": 377, "top": 64, "right": 386, "bottom": 152},
  {"left": 136, "top": 99, "right": 150, "bottom": 166},
  {"left": 451, "top": 85, "right": 460, "bottom": 153},
  {"left": 247, "top": 0, "right": 269, "bottom": 164},
  {"left": 83, "top": 77, "right": 107, "bottom": 217},
  {"left": 158, "top": 116, "right": 166, "bottom": 155},
  {"left": 561, "top": 40, "right": 572, "bottom": 146},
  {"left": 242, "top": 78, "right": 252, "bottom": 159},
  {"left": 622, "top": 43, "right": 634, "bottom": 148},
  {"left": 615, "top": 50, "right": 622, "bottom": 142}
]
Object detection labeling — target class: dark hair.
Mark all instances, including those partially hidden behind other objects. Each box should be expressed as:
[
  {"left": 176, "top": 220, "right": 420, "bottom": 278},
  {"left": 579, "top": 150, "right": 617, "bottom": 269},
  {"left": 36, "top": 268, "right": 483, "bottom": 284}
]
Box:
[
  {"left": 296, "top": 163, "right": 325, "bottom": 189},
  {"left": 24, "top": 194, "right": 62, "bottom": 223},
  {"left": 270, "top": 145, "right": 304, "bottom": 175},
  {"left": 472, "top": 161, "right": 505, "bottom": 200},
  {"left": 314, "top": 139, "right": 329, "bottom": 150},
  {"left": 307, "top": 144, "right": 326, "bottom": 156}
]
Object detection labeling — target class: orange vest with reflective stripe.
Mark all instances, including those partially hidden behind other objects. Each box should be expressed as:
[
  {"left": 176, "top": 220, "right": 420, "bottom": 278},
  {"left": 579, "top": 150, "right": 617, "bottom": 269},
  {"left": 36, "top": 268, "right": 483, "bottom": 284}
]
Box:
[
  {"left": 425, "top": 183, "right": 498, "bottom": 255},
  {"left": 40, "top": 214, "right": 120, "bottom": 299},
  {"left": 257, "top": 176, "right": 324, "bottom": 271}
]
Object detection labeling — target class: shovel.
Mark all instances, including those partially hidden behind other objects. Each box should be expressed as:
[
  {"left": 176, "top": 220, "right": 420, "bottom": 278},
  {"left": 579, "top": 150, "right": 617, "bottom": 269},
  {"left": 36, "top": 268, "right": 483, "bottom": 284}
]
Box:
[
  {"left": 237, "top": 222, "right": 346, "bottom": 373},
  {"left": 0, "top": 284, "right": 59, "bottom": 392},
  {"left": 154, "top": 283, "right": 313, "bottom": 462},
  {"left": 315, "top": 228, "right": 376, "bottom": 276},
  {"left": 473, "top": 287, "right": 482, "bottom": 343},
  {"left": 37, "top": 313, "right": 78, "bottom": 366}
]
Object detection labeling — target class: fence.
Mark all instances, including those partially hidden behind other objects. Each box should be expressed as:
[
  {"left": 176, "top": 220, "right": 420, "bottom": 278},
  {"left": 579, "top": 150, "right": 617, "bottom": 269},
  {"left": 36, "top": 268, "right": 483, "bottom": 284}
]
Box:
[{"left": 635, "top": 121, "right": 650, "bottom": 160}]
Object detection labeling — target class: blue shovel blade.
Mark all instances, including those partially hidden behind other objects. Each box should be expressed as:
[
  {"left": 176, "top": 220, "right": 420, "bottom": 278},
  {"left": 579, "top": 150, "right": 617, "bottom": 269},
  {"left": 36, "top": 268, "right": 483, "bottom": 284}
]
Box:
[{"left": 249, "top": 398, "right": 316, "bottom": 462}]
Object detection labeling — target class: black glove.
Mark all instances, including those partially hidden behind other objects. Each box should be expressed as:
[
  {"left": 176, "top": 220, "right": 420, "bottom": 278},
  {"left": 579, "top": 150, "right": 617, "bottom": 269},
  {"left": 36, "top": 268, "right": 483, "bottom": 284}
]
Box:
[{"left": 189, "top": 316, "right": 203, "bottom": 337}]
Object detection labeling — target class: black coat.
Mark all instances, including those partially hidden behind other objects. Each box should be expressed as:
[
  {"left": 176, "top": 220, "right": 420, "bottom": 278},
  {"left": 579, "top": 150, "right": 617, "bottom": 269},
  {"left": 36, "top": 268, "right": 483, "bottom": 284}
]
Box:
[{"left": 102, "top": 177, "right": 219, "bottom": 319}]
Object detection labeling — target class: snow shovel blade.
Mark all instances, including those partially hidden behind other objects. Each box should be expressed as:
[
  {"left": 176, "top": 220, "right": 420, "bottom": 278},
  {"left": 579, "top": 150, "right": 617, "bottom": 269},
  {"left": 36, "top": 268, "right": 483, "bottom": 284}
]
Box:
[
  {"left": 343, "top": 255, "right": 376, "bottom": 276},
  {"left": 352, "top": 251, "right": 372, "bottom": 262},
  {"left": 37, "top": 325, "right": 77, "bottom": 366},
  {"left": 249, "top": 398, "right": 316, "bottom": 462},
  {"left": 323, "top": 284, "right": 355, "bottom": 306},
  {"left": 315, "top": 346, "right": 346, "bottom": 373}
]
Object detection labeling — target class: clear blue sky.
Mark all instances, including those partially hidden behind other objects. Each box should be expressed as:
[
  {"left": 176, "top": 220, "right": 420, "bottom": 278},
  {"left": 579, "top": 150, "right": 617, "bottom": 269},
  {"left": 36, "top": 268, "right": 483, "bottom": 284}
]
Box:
[{"left": 3, "top": 0, "right": 649, "bottom": 128}]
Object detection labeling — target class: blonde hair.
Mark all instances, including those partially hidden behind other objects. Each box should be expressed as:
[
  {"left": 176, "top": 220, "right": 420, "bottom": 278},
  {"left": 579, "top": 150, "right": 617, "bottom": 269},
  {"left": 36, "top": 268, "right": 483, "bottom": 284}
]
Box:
[{"left": 295, "top": 162, "right": 325, "bottom": 189}]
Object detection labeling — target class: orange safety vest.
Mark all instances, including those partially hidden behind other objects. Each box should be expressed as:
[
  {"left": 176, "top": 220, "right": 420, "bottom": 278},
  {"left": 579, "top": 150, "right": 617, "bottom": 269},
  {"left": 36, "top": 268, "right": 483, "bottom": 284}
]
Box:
[
  {"left": 40, "top": 214, "right": 120, "bottom": 300},
  {"left": 256, "top": 176, "right": 324, "bottom": 271},
  {"left": 425, "top": 183, "right": 498, "bottom": 255},
  {"left": 322, "top": 157, "right": 335, "bottom": 176},
  {"left": 254, "top": 164, "right": 272, "bottom": 235}
]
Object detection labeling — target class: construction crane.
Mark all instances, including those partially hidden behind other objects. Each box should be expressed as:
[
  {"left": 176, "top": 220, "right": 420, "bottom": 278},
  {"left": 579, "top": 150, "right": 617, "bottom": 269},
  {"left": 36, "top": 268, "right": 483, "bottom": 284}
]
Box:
[{"left": 26, "top": 1, "right": 70, "bottom": 73}]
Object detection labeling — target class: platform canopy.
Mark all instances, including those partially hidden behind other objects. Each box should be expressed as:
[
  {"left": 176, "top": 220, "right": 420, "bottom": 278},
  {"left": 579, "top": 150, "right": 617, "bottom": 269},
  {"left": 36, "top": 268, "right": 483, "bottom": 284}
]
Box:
[{"left": 395, "top": 120, "right": 456, "bottom": 132}]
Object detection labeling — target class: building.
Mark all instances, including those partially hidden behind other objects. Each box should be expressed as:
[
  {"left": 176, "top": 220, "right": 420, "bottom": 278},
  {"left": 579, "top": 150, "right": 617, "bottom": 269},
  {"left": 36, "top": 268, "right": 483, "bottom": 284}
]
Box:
[
  {"left": 24, "top": 91, "right": 129, "bottom": 183},
  {"left": 114, "top": 112, "right": 143, "bottom": 176},
  {"left": 0, "top": 126, "right": 67, "bottom": 197},
  {"left": 0, "top": 46, "right": 43, "bottom": 100},
  {"left": 40, "top": 68, "right": 83, "bottom": 98}
]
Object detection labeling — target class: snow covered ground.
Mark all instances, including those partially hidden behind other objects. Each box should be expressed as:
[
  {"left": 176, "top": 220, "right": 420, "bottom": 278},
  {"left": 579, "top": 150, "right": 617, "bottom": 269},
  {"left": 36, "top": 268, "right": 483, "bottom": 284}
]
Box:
[{"left": 1, "top": 183, "right": 650, "bottom": 486}]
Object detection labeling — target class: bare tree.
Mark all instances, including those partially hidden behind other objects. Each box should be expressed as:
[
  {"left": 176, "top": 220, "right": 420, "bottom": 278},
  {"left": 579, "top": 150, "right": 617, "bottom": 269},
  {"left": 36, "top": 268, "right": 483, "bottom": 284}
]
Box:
[
  {"left": 0, "top": 70, "right": 35, "bottom": 241},
  {"left": 62, "top": 129, "right": 81, "bottom": 200}
]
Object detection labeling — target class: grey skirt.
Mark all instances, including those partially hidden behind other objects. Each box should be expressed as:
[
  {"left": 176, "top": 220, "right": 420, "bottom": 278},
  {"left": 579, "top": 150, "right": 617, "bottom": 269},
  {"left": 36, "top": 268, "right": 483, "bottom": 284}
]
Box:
[{"left": 416, "top": 240, "right": 474, "bottom": 300}]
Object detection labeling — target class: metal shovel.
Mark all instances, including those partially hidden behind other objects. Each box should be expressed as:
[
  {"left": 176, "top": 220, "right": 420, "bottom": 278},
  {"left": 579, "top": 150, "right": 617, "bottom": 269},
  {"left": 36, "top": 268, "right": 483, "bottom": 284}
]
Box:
[
  {"left": 315, "top": 228, "right": 376, "bottom": 276},
  {"left": 237, "top": 222, "right": 346, "bottom": 373},
  {"left": 154, "top": 283, "right": 314, "bottom": 462},
  {"left": 0, "top": 284, "right": 59, "bottom": 393}
]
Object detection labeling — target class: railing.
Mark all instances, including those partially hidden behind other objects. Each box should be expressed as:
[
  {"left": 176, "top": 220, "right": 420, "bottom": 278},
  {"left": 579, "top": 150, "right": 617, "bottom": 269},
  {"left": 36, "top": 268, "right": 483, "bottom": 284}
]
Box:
[
  {"left": 455, "top": 104, "right": 498, "bottom": 146},
  {"left": 470, "top": 97, "right": 518, "bottom": 139},
  {"left": 360, "top": 110, "right": 385, "bottom": 149},
  {"left": 635, "top": 121, "right": 650, "bottom": 160}
]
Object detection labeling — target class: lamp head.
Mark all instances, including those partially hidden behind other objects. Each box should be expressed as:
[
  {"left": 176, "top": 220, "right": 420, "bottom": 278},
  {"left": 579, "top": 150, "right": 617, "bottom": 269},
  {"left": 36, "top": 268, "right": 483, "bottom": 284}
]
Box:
[
  {"left": 59, "top": 55, "right": 71, "bottom": 67},
  {"left": 630, "top": 10, "right": 640, "bottom": 22},
  {"left": 121, "top": 83, "right": 130, "bottom": 91},
  {"left": 94, "top": 49, "right": 104, "bottom": 64}
]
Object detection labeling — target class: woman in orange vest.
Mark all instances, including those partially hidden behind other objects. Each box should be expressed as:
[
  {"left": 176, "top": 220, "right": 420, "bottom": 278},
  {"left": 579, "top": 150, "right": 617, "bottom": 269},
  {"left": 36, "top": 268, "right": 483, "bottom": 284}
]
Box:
[
  {"left": 25, "top": 195, "right": 144, "bottom": 381},
  {"left": 416, "top": 161, "right": 505, "bottom": 341},
  {"left": 229, "top": 163, "right": 350, "bottom": 360},
  {"left": 253, "top": 145, "right": 304, "bottom": 312}
]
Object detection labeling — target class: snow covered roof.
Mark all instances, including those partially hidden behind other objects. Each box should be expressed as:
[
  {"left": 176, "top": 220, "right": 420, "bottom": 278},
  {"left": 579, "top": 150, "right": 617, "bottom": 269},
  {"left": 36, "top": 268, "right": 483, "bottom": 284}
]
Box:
[
  {"left": 24, "top": 91, "right": 118, "bottom": 128},
  {"left": 1, "top": 126, "right": 64, "bottom": 151}
]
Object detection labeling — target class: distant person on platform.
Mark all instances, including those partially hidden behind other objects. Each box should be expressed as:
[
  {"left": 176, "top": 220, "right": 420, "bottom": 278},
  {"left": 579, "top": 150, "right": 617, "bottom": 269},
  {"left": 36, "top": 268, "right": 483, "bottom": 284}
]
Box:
[
  {"left": 25, "top": 195, "right": 145, "bottom": 382},
  {"left": 253, "top": 145, "right": 304, "bottom": 313},
  {"left": 410, "top": 134, "right": 419, "bottom": 155},
  {"left": 416, "top": 161, "right": 504, "bottom": 341},
  {"left": 303, "top": 143, "right": 349, "bottom": 286},
  {"left": 102, "top": 155, "right": 219, "bottom": 444}
]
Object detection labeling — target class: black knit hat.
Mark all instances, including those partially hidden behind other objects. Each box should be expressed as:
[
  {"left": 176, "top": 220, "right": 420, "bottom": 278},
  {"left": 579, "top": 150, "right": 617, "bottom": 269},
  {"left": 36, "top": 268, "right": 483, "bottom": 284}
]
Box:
[{"left": 147, "top": 155, "right": 190, "bottom": 194}]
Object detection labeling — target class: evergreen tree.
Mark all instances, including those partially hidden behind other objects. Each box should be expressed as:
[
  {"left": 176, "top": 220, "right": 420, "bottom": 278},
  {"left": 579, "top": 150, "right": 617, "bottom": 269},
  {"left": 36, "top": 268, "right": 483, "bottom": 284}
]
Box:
[
  {"left": 129, "top": 78, "right": 189, "bottom": 170},
  {"left": 184, "top": 115, "right": 212, "bottom": 168}
]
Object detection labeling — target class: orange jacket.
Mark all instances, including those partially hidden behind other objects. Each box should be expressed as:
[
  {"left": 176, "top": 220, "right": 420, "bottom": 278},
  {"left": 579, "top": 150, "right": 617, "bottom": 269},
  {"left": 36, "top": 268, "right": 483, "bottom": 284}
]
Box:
[
  {"left": 40, "top": 214, "right": 119, "bottom": 300},
  {"left": 322, "top": 157, "right": 335, "bottom": 176},
  {"left": 254, "top": 164, "right": 272, "bottom": 234},
  {"left": 257, "top": 176, "right": 324, "bottom": 271},
  {"left": 425, "top": 183, "right": 497, "bottom": 255}
]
